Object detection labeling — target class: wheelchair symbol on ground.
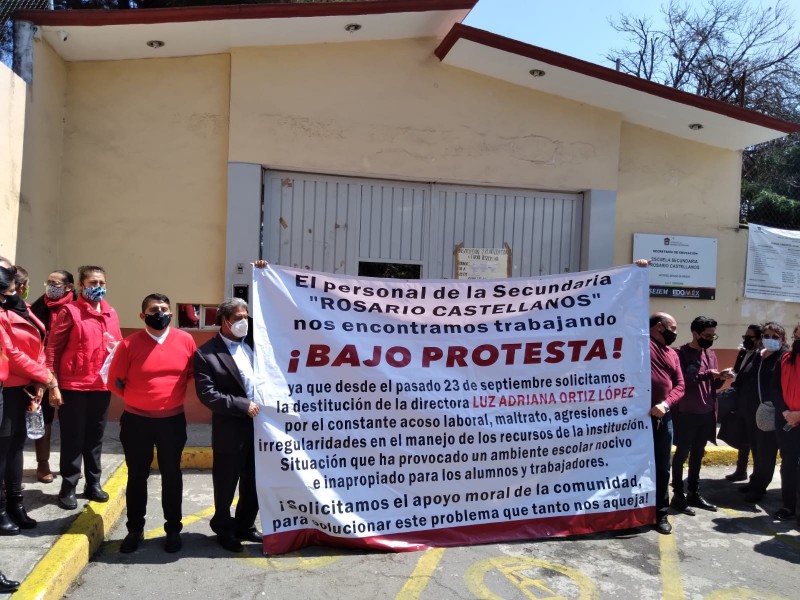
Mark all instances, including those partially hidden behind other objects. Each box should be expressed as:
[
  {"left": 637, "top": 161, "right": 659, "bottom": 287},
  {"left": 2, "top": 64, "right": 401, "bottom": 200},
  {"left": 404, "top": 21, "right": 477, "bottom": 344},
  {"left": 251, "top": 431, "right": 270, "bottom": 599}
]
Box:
[{"left": 465, "top": 556, "right": 598, "bottom": 600}]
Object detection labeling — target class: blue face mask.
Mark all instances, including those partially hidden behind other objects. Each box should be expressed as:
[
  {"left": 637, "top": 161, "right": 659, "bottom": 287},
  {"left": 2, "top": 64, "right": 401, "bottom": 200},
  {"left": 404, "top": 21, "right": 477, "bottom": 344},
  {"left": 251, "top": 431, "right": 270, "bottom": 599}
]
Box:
[
  {"left": 763, "top": 338, "right": 782, "bottom": 352},
  {"left": 83, "top": 286, "right": 106, "bottom": 302}
]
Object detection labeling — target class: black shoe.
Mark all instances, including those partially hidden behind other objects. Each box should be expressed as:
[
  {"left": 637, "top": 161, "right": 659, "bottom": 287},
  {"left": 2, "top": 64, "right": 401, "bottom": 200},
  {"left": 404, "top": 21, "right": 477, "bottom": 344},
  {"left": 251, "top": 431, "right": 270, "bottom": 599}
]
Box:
[
  {"left": 0, "top": 572, "right": 20, "bottom": 593},
  {"left": 58, "top": 486, "right": 78, "bottom": 510},
  {"left": 120, "top": 531, "right": 144, "bottom": 554},
  {"left": 0, "top": 512, "right": 20, "bottom": 536},
  {"left": 725, "top": 471, "right": 748, "bottom": 482},
  {"left": 164, "top": 531, "right": 182, "bottom": 553},
  {"left": 655, "top": 516, "right": 672, "bottom": 534},
  {"left": 7, "top": 504, "right": 37, "bottom": 529},
  {"left": 84, "top": 483, "right": 109, "bottom": 503},
  {"left": 687, "top": 493, "right": 717, "bottom": 512},
  {"left": 774, "top": 508, "right": 796, "bottom": 521},
  {"left": 217, "top": 535, "right": 243, "bottom": 553},
  {"left": 234, "top": 527, "right": 262, "bottom": 543},
  {"left": 670, "top": 494, "right": 696, "bottom": 516}
]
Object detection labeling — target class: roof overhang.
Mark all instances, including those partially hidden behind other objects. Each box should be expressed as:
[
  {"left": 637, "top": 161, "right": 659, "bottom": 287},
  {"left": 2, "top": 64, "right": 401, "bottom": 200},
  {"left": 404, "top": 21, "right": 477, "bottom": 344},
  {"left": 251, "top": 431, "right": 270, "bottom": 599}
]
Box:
[
  {"left": 435, "top": 24, "right": 800, "bottom": 150},
  {"left": 16, "top": 1, "right": 476, "bottom": 62}
]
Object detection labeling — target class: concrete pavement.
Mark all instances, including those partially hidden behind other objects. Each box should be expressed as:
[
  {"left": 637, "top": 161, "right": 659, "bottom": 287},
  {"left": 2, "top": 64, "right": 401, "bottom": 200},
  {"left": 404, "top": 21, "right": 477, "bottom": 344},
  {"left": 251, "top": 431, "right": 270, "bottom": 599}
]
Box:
[{"left": 1, "top": 424, "right": 745, "bottom": 600}]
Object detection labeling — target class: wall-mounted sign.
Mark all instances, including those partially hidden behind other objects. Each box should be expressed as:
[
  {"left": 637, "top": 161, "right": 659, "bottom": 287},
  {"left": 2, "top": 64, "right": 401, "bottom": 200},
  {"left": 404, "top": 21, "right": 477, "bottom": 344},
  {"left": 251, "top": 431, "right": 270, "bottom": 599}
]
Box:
[
  {"left": 745, "top": 224, "right": 800, "bottom": 302},
  {"left": 633, "top": 233, "right": 717, "bottom": 300},
  {"left": 454, "top": 243, "right": 512, "bottom": 279}
]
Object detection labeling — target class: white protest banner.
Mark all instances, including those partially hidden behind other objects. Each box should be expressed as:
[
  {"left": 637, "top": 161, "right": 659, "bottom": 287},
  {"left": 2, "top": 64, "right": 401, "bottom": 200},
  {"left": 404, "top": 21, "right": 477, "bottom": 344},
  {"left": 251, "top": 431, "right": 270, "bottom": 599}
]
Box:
[
  {"left": 745, "top": 224, "right": 800, "bottom": 302},
  {"left": 252, "top": 265, "right": 653, "bottom": 555}
]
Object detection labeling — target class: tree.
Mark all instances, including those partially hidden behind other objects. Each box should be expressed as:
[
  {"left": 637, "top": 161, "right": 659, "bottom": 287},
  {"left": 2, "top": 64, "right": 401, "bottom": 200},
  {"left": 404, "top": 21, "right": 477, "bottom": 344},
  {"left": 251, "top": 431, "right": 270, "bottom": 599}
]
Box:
[{"left": 607, "top": 0, "right": 800, "bottom": 227}]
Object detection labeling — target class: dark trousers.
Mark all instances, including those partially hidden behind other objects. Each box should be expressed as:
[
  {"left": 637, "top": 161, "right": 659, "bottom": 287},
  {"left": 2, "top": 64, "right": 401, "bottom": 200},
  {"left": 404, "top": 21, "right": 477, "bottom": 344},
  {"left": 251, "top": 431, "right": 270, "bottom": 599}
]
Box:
[
  {"left": 0, "top": 386, "right": 28, "bottom": 500},
  {"left": 210, "top": 444, "right": 258, "bottom": 537},
  {"left": 652, "top": 414, "right": 673, "bottom": 520},
  {"left": 120, "top": 411, "right": 187, "bottom": 534},
  {"left": 59, "top": 390, "right": 110, "bottom": 488},
  {"left": 672, "top": 411, "right": 715, "bottom": 494},
  {"left": 777, "top": 425, "right": 800, "bottom": 513},
  {"left": 750, "top": 428, "right": 779, "bottom": 493}
]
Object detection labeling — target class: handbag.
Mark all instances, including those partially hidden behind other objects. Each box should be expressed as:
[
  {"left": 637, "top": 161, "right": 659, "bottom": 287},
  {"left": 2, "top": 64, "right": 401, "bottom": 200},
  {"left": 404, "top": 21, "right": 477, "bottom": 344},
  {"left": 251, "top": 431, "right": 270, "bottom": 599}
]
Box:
[
  {"left": 755, "top": 400, "right": 776, "bottom": 432},
  {"left": 718, "top": 411, "right": 746, "bottom": 449},
  {"left": 716, "top": 387, "right": 738, "bottom": 423}
]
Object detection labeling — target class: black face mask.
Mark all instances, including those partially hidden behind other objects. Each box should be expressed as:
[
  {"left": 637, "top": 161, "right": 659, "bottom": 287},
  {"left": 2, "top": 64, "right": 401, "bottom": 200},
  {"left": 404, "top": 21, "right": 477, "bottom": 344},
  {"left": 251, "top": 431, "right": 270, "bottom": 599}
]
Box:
[
  {"left": 698, "top": 337, "right": 714, "bottom": 349},
  {"left": 742, "top": 337, "right": 756, "bottom": 351},
  {"left": 661, "top": 327, "right": 677, "bottom": 346},
  {"left": 793, "top": 340, "right": 800, "bottom": 354},
  {"left": 144, "top": 312, "right": 171, "bottom": 331}
]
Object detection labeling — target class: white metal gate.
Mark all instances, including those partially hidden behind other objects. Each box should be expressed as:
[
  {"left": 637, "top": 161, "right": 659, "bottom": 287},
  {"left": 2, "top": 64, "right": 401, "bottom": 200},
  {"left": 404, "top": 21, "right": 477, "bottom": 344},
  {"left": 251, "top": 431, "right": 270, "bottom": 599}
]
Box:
[{"left": 262, "top": 170, "right": 582, "bottom": 277}]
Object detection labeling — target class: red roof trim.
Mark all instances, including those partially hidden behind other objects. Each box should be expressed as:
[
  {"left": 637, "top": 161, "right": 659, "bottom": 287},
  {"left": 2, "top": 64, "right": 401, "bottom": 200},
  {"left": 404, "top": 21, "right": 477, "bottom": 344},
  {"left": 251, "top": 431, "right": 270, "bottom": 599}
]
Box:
[
  {"left": 436, "top": 24, "right": 800, "bottom": 135},
  {"left": 16, "top": 0, "right": 477, "bottom": 26}
]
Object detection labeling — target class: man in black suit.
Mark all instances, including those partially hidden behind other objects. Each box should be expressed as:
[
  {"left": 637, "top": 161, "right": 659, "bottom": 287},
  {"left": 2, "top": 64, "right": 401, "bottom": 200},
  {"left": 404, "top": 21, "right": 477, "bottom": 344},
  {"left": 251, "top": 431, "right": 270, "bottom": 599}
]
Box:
[{"left": 194, "top": 297, "right": 260, "bottom": 553}]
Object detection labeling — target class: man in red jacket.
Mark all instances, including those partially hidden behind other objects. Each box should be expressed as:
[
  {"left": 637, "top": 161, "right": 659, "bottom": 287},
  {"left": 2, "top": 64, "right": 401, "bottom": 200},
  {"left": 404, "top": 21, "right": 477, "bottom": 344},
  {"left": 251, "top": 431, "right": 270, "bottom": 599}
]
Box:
[{"left": 107, "top": 293, "right": 196, "bottom": 553}]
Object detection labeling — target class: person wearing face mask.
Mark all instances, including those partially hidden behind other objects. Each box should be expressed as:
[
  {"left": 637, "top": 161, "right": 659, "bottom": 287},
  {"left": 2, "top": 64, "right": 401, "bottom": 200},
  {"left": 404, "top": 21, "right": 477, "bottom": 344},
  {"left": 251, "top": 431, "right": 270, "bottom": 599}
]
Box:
[
  {"left": 29, "top": 270, "right": 77, "bottom": 483},
  {"left": 0, "top": 260, "right": 21, "bottom": 593},
  {"left": 741, "top": 322, "right": 786, "bottom": 504},
  {"left": 772, "top": 324, "right": 800, "bottom": 522},
  {"left": 671, "top": 316, "right": 732, "bottom": 514},
  {"left": 0, "top": 265, "right": 59, "bottom": 534},
  {"left": 723, "top": 324, "right": 763, "bottom": 482},
  {"left": 647, "top": 312, "right": 685, "bottom": 535},
  {"left": 45, "top": 265, "right": 122, "bottom": 510},
  {"left": 194, "top": 297, "right": 261, "bottom": 553},
  {"left": 106, "top": 293, "right": 197, "bottom": 553}
]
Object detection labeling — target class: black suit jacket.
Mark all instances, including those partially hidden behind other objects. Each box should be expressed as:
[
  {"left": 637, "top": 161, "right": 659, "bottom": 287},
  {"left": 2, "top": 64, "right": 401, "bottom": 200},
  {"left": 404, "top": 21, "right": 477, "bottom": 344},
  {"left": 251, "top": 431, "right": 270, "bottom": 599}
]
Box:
[{"left": 194, "top": 334, "right": 255, "bottom": 454}]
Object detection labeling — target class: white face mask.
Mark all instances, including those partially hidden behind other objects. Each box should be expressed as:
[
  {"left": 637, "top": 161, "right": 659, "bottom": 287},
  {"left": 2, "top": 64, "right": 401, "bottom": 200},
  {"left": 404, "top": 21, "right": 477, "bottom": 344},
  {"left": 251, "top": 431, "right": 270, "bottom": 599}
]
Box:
[
  {"left": 763, "top": 338, "right": 782, "bottom": 352},
  {"left": 228, "top": 318, "right": 248, "bottom": 339}
]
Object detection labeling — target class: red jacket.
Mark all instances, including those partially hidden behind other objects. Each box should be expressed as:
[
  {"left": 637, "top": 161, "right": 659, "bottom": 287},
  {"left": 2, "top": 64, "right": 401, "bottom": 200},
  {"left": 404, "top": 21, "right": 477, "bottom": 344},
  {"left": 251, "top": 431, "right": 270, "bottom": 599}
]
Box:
[
  {"left": 0, "top": 307, "right": 50, "bottom": 388},
  {"left": 46, "top": 296, "right": 122, "bottom": 391}
]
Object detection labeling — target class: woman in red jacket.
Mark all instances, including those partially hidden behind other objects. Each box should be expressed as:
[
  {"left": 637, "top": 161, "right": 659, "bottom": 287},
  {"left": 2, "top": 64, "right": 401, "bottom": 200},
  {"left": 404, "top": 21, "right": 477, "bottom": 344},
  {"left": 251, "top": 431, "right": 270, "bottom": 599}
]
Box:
[
  {"left": 0, "top": 265, "right": 58, "bottom": 532},
  {"left": 46, "top": 265, "right": 121, "bottom": 510},
  {"left": 29, "top": 269, "right": 76, "bottom": 483},
  {"left": 0, "top": 264, "right": 21, "bottom": 593},
  {"left": 775, "top": 324, "right": 800, "bottom": 523}
]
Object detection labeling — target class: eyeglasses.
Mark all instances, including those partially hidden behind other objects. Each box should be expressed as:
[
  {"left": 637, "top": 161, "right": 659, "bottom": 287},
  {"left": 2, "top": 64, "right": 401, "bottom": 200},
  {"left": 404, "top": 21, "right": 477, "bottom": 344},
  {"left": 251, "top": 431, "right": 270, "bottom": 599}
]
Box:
[
  {"left": 699, "top": 334, "right": 719, "bottom": 341},
  {"left": 45, "top": 281, "right": 66, "bottom": 288},
  {"left": 742, "top": 335, "right": 755, "bottom": 340},
  {"left": 763, "top": 334, "right": 781, "bottom": 340}
]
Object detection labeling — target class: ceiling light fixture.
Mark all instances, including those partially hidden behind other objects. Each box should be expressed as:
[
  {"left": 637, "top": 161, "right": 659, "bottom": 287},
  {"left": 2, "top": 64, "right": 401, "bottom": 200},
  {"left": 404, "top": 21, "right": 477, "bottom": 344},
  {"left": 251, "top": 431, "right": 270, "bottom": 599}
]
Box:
[
  {"left": 688, "top": 123, "right": 704, "bottom": 130},
  {"left": 146, "top": 40, "right": 165, "bottom": 49},
  {"left": 529, "top": 69, "right": 546, "bottom": 78},
  {"left": 344, "top": 23, "right": 362, "bottom": 33}
]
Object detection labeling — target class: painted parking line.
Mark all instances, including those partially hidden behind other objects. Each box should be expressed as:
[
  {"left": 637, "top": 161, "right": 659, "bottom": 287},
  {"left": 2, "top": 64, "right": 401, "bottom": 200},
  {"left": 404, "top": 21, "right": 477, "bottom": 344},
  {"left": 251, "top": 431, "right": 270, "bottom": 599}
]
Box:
[
  {"left": 395, "top": 548, "right": 446, "bottom": 600},
  {"left": 720, "top": 507, "right": 800, "bottom": 551},
  {"left": 658, "top": 529, "right": 686, "bottom": 600}
]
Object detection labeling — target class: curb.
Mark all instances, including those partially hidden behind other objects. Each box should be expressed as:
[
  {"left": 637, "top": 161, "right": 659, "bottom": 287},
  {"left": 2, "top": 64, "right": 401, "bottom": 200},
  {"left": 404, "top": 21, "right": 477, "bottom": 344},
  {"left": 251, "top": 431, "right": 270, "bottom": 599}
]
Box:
[
  {"left": 15, "top": 447, "right": 213, "bottom": 600},
  {"left": 702, "top": 445, "right": 742, "bottom": 466}
]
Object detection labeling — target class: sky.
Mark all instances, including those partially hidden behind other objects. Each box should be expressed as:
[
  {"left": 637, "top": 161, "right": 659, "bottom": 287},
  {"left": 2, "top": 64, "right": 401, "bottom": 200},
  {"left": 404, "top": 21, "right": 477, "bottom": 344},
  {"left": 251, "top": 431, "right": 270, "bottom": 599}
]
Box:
[{"left": 463, "top": 0, "right": 800, "bottom": 68}]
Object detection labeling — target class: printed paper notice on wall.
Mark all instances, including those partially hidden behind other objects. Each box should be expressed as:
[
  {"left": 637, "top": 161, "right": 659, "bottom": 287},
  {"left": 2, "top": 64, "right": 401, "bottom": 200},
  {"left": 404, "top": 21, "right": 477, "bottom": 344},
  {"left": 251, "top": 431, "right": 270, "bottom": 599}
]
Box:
[
  {"left": 633, "top": 233, "right": 717, "bottom": 300},
  {"left": 745, "top": 224, "right": 800, "bottom": 302},
  {"left": 454, "top": 243, "right": 512, "bottom": 279}
]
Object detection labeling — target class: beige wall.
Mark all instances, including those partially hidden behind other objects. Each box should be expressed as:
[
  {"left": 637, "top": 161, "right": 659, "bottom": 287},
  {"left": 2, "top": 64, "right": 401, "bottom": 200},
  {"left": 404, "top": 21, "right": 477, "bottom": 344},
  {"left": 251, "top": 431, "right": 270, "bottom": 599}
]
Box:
[
  {"left": 0, "top": 64, "right": 26, "bottom": 261},
  {"left": 19, "top": 36, "right": 797, "bottom": 338},
  {"left": 229, "top": 39, "right": 621, "bottom": 192},
  {"left": 57, "top": 54, "right": 230, "bottom": 325},
  {"left": 615, "top": 122, "right": 800, "bottom": 349},
  {"left": 15, "top": 39, "right": 67, "bottom": 278}
]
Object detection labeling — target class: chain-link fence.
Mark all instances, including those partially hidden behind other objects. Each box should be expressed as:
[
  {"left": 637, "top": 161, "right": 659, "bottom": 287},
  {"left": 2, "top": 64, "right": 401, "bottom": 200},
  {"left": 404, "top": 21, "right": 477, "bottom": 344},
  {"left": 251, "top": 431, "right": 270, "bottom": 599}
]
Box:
[
  {"left": 741, "top": 193, "right": 800, "bottom": 230},
  {"left": 1, "top": 1, "right": 51, "bottom": 66}
]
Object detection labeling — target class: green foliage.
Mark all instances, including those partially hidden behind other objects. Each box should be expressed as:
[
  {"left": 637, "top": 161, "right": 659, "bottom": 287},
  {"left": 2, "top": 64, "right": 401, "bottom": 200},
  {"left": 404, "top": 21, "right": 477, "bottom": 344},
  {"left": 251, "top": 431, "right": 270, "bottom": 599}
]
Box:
[{"left": 743, "top": 188, "right": 800, "bottom": 229}]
